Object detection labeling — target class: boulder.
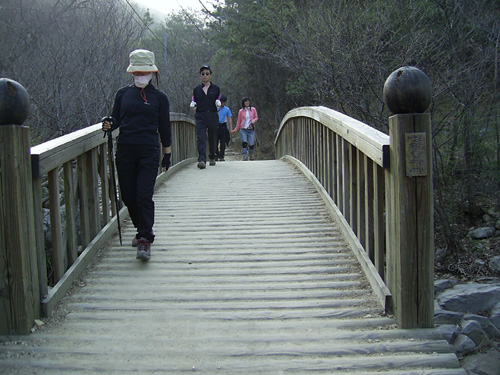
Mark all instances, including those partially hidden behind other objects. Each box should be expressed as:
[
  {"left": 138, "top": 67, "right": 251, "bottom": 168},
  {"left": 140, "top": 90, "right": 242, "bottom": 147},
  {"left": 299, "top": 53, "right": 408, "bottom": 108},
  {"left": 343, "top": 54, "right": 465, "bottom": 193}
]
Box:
[
  {"left": 451, "top": 334, "right": 477, "bottom": 356},
  {"left": 463, "top": 314, "right": 500, "bottom": 339},
  {"left": 460, "top": 348, "right": 500, "bottom": 375},
  {"left": 435, "top": 278, "right": 458, "bottom": 295},
  {"left": 488, "top": 256, "right": 500, "bottom": 276},
  {"left": 437, "top": 283, "right": 500, "bottom": 313},
  {"left": 461, "top": 320, "right": 488, "bottom": 346},
  {"left": 469, "top": 227, "right": 496, "bottom": 239}
]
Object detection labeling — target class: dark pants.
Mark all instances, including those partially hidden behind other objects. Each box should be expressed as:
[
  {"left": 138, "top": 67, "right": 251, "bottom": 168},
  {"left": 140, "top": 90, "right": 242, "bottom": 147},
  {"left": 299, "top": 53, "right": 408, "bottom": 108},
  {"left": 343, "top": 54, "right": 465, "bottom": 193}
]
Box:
[
  {"left": 195, "top": 112, "right": 218, "bottom": 162},
  {"left": 116, "top": 143, "right": 159, "bottom": 243},
  {"left": 216, "top": 122, "right": 229, "bottom": 159}
]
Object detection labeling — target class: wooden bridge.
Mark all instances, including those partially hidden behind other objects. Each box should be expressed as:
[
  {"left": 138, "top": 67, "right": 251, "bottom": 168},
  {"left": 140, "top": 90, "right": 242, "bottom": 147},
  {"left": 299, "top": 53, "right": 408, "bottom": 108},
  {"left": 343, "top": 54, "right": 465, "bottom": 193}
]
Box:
[{"left": 0, "top": 106, "right": 466, "bottom": 374}]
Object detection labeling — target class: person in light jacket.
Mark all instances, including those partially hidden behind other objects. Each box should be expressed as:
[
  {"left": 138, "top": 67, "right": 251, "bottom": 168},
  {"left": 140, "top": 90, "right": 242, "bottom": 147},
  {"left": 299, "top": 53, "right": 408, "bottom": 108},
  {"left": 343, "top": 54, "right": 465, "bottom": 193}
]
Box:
[{"left": 233, "top": 97, "right": 258, "bottom": 161}]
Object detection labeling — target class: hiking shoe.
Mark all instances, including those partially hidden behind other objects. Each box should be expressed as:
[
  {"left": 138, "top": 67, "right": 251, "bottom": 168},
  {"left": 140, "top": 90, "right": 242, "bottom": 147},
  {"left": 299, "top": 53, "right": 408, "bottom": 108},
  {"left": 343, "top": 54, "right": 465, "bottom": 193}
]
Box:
[
  {"left": 197, "top": 161, "right": 206, "bottom": 169},
  {"left": 209, "top": 159, "right": 216, "bottom": 166},
  {"left": 219, "top": 157, "right": 225, "bottom": 161},
  {"left": 242, "top": 154, "right": 249, "bottom": 161},
  {"left": 132, "top": 237, "right": 138, "bottom": 247},
  {"left": 136, "top": 238, "right": 151, "bottom": 261}
]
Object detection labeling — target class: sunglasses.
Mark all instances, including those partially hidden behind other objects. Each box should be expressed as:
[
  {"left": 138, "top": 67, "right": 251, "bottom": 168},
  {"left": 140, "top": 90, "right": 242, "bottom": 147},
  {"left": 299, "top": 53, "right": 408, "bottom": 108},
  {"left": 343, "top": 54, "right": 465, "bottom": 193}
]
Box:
[{"left": 201, "top": 72, "right": 211, "bottom": 76}]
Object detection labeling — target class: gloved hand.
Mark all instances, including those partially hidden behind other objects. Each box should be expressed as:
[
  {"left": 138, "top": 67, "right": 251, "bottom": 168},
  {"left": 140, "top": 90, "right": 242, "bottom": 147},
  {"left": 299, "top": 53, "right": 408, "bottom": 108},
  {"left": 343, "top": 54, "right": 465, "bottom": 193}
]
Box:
[
  {"left": 162, "top": 153, "right": 171, "bottom": 171},
  {"left": 101, "top": 116, "right": 113, "bottom": 132},
  {"left": 190, "top": 101, "right": 197, "bottom": 108},
  {"left": 215, "top": 99, "right": 221, "bottom": 108}
]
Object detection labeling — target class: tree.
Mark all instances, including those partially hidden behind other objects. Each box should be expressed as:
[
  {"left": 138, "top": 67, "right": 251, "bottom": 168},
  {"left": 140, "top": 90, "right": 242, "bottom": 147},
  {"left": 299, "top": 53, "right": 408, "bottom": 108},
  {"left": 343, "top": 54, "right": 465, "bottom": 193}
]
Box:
[{"left": 0, "top": 0, "right": 146, "bottom": 143}]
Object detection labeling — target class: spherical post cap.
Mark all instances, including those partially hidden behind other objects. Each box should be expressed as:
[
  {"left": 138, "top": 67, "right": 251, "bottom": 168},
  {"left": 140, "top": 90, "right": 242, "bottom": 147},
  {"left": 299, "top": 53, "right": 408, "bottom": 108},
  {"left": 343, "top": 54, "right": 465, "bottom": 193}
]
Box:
[
  {"left": 383, "top": 66, "right": 431, "bottom": 114},
  {"left": 0, "top": 78, "right": 30, "bottom": 125}
]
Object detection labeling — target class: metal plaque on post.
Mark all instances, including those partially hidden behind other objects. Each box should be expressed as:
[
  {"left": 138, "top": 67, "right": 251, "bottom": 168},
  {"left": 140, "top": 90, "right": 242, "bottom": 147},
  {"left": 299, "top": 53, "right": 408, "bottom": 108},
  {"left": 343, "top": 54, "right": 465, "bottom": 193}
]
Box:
[{"left": 405, "top": 132, "right": 427, "bottom": 177}]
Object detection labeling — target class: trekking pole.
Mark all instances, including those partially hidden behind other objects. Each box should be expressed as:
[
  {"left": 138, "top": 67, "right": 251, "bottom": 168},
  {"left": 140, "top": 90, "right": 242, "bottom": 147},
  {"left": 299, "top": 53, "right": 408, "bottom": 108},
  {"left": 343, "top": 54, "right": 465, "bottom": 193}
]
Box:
[{"left": 103, "top": 118, "right": 122, "bottom": 245}]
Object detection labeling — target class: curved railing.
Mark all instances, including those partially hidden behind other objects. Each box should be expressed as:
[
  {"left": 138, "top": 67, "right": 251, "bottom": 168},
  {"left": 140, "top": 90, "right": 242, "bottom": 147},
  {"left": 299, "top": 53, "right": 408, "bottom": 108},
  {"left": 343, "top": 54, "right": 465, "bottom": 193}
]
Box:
[
  {"left": 0, "top": 113, "right": 196, "bottom": 333},
  {"left": 275, "top": 106, "right": 434, "bottom": 328}
]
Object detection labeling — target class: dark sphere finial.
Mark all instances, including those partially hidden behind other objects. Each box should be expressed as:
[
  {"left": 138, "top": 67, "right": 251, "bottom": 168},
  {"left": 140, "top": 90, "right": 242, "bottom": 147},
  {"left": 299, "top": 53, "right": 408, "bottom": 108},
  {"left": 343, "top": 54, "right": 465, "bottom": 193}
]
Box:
[
  {"left": 0, "top": 78, "right": 30, "bottom": 125},
  {"left": 383, "top": 66, "right": 431, "bottom": 114}
]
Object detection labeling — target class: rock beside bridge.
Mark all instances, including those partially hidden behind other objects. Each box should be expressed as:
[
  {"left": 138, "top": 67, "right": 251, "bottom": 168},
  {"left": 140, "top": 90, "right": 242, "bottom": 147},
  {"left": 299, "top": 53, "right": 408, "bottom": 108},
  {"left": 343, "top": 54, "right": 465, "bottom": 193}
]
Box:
[{"left": 434, "top": 279, "right": 500, "bottom": 375}]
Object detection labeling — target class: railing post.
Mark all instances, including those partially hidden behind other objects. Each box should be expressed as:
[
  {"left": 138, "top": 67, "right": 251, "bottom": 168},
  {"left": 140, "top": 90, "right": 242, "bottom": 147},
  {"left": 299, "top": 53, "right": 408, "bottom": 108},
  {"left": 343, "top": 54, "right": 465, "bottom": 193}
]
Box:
[
  {"left": 383, "top": 67, "right": 434, "bottom": 328},
  {"left": 0, "top": 78, "right": 40, "bottom": 334}
]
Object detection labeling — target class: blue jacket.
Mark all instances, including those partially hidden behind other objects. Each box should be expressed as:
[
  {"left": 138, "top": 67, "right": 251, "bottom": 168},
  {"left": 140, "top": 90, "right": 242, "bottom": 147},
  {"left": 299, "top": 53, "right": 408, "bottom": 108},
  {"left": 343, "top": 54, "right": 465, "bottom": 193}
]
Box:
[{"left": 218, "top": 106, "right": 232, "bottom": 124}]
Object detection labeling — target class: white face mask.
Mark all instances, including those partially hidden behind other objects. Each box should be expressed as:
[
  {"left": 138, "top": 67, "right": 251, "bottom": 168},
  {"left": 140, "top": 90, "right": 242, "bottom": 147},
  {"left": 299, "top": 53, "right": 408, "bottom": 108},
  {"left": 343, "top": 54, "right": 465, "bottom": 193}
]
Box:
[{"left": 133, "top": 73, "right": 153, "bottom": 88}]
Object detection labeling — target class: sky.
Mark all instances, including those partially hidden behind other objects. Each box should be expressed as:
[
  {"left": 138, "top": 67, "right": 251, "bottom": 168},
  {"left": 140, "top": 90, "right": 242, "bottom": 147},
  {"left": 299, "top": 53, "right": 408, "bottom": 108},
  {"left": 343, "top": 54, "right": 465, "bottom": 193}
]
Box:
[{"left": 132, "top": 0, "right": 207, "bottom": 15}]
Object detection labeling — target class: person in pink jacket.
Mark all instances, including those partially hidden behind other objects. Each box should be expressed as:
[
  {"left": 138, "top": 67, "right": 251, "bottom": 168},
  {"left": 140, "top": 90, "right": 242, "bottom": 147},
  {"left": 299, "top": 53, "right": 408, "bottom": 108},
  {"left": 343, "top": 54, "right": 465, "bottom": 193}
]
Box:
[{"left": 232, "top": 97, "right": 258, "bottom": 160}]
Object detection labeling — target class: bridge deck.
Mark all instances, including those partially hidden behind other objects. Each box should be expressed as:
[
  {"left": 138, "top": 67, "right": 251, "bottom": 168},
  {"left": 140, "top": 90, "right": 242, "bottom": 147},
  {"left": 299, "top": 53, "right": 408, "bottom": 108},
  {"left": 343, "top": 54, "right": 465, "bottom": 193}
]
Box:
[{"left": 0, "top": 157, "right": 464, "bottom": 374}]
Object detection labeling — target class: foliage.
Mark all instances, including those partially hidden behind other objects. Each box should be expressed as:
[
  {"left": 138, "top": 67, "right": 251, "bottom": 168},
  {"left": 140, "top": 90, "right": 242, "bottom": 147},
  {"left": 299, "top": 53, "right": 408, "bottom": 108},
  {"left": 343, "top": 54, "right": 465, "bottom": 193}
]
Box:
[
  {"left": 205, "top": 0, "right": 500, "bottom": 249},
  {"left": 1, "top": 0, "right": 499, "bottom": 254},
  {"left": 0, "top": 0, "right": 148, "bottom": 142}
]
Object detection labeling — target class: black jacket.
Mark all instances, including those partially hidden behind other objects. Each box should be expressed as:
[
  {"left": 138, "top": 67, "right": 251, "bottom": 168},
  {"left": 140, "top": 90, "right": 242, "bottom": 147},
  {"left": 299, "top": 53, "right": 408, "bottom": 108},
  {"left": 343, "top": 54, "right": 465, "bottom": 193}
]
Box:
[
  {"left": 192, "top": 82, "right": 220, "bottom": 113},
  {"left": 111, "top": 84, "right": 171, "bottom": 148}
]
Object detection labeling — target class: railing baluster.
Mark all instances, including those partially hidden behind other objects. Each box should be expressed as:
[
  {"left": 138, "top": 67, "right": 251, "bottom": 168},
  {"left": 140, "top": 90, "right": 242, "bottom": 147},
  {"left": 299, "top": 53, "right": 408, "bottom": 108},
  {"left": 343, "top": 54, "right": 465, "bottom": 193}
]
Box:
[
  {"left": 32, "top": 173, "right": 48, "bottom": 302},
  {"left": 374, "top": 164, "right": 385, "bottom": 279},
  {"left": 48, "top": 167, "right": 65, "bottom": 282},
  {"left": 63, "top": 161, "right": 78, "bottom": 264},
  {"left": 89, "top": 148, "right": 100, "bottom": 237},
  {"left": 335, "top": 134, "right": 342, "bottom": 210},
  {"left": 350, "top": 144, "right": 357, "bottom": 233},
  {"left": 342, "top": 139, "right": 350, "bottom": 222},
  {"left": 357, "top": 149, "right": 366, "bottom": 247},
  {"left": 365, "top": 156, "right": 375, "bottom": 261},
  {"left": 77, "top": 153, "right": 90, "bottom": 248},
  {"left": 99, "top": 144, "right": 110, "bottom": 225}
]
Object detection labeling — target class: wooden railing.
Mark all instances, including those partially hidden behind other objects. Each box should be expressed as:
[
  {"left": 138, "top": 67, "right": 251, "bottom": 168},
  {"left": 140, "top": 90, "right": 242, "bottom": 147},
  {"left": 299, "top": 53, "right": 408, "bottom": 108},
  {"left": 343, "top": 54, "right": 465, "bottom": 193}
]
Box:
[
  {"left": 1, "top": 103, "right": 434, "bottom": 333},
  {"left": 0, "top": 113, "right": 196, "bottom": 334},
  {"left": 275, "top": 106, "right": 434, "bottom": 329}
]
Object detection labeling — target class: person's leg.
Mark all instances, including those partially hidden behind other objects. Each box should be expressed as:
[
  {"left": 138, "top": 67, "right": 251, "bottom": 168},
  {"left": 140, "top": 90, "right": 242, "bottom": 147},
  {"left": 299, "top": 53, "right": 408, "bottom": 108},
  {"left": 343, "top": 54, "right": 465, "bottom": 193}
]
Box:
[
  {"left": 215, "top": 124, "right": 223, "bottom": 160},
  {"left": 135, "top": 146, "right": 160, "bottom": 243},
  {"left": 248, "top": 130, "right": 256, "bottom": 160},
  {"left": 207, "top": 113, "right": 218, "bottom": 163},
  {"left": 218, "top": 123, "right": 226, "bottom": 159},
  {"left": 116, "top": 144, "right": 140, "bottom": 229},
  {"left": 219, "top": 138, "right": 226, "bottom": 159},
  {"left": 240, "top": 129, "right": 249, "bottom": 160},
  {"left": 195, "top": 115, "right": 208, "bottom": 163}
]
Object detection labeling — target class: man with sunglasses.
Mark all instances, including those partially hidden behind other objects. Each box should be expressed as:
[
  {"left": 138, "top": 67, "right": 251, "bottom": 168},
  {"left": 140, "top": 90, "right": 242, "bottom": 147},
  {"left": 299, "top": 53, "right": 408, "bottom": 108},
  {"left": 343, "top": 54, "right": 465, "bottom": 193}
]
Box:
[{"left": 190, "top": 65, "right": 221, "bottom": 169}]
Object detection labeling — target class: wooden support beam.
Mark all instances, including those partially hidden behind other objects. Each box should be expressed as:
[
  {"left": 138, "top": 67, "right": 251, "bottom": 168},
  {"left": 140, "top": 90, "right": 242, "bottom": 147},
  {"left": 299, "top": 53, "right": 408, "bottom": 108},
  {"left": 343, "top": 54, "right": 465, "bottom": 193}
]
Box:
[
  {"left": 386, "top": 113, "right": 434, "bottom": 328},
  {"left": 0, "top": 125, "right": 40, "bottom": 334}
]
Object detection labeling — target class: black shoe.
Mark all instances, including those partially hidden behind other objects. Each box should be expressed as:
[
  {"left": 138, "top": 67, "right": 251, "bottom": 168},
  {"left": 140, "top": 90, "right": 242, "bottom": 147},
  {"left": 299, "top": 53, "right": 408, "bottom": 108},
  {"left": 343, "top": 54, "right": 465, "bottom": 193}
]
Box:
[
  {"left": 219, "top": 157, "right": 225, "bottom": 161},
  {"left": 197, "top": 161, "right": 206, "bottom": 169},
  {"left": 209, "top": 159, "right": 216, "bottom": 166}
]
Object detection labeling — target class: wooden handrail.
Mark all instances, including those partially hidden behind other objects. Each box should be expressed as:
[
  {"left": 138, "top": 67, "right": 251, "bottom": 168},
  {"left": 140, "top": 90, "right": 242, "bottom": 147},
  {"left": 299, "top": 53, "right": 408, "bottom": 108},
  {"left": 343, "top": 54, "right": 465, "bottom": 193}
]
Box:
[
  {"left": 275, "top": 106, "right": 434, "bottom": 328},
  {"left": 0, "top": 113, "right": 196, "bottom": 334}
]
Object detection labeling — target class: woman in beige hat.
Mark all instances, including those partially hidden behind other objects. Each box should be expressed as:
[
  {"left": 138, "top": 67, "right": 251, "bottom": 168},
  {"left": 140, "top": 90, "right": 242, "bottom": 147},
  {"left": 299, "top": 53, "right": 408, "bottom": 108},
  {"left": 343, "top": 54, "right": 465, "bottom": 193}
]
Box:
[{"left": 102, "top": 49, "right": 171, "bottom": 261}]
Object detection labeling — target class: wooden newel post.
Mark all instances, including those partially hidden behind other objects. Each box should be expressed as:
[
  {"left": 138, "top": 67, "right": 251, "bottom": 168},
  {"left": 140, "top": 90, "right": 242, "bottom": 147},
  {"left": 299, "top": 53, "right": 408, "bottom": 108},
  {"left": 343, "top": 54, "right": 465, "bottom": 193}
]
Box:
[
  {"left": 383, "top": 67, "right": 434, "bottom": 328},
  {"left": 0, "top": 78, "right": 40, "bottom": 334}
]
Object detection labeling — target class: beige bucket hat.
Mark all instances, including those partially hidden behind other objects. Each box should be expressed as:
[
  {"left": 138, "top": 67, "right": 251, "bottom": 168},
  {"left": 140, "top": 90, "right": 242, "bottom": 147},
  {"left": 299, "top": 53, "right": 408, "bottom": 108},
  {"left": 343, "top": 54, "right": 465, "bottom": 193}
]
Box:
[{"left": 126, "top": 49, "right": 158, "bottom": 73}]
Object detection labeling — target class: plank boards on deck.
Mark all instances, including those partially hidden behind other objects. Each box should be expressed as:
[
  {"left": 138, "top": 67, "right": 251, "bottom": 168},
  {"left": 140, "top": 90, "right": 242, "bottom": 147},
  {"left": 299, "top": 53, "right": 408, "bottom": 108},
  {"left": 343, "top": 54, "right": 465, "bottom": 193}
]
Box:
[{"left": 0, "top": 159, "right": 464, "bottom": 374}]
